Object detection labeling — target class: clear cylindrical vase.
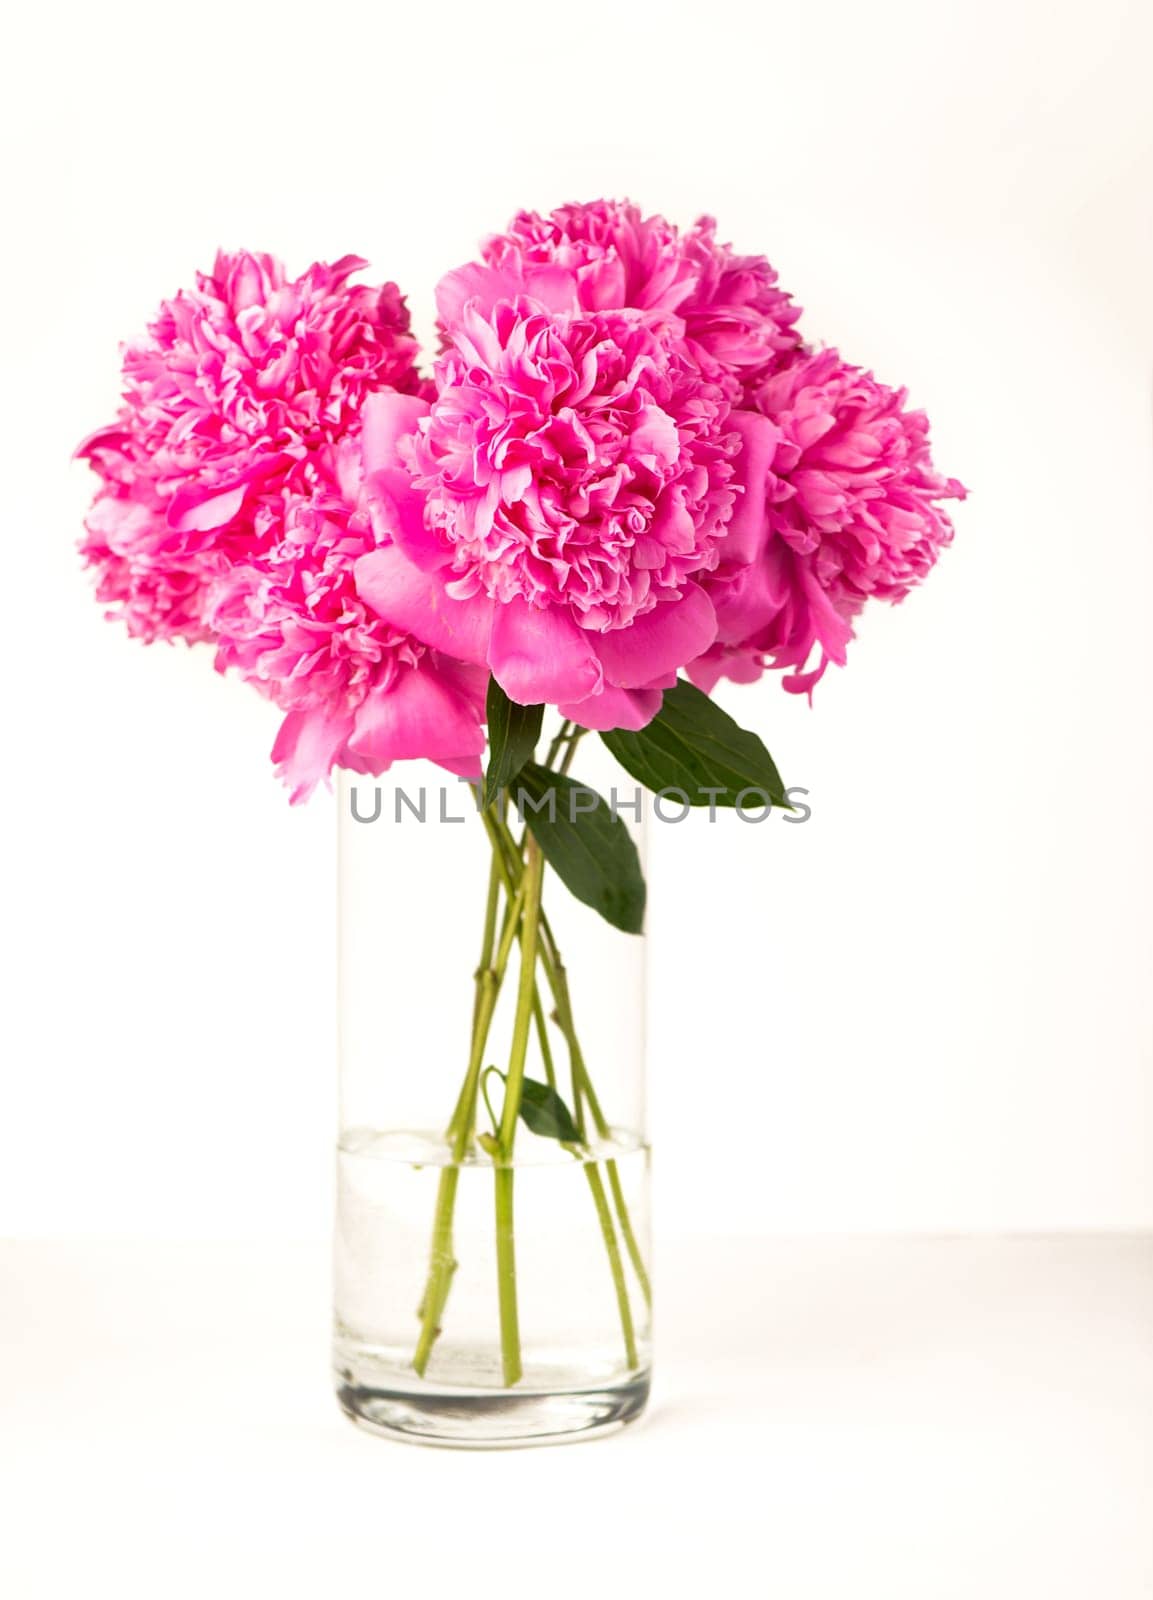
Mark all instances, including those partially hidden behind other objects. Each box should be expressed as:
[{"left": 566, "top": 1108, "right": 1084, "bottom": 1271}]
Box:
[{"left": 333, "top": 745, "right": 651, "bottom": 1447}]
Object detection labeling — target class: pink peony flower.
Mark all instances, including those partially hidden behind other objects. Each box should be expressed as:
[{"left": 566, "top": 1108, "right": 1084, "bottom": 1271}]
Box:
[
  {"left": 207, "top": 428, "right": 486, "bottom": 802},
  {"left": 77, "top": 249, "right": 426, "bottom": 644},
  {"left": 688, "top": 349, "right": 966, "bottom": 696},
  {"left": 77, "top": 250, "right": 488, "bottom": 799},
  {"left": 355, "top": 272, "right": 739, "bottom": 729},
  {"left": 473, "top": 200, "right": 803, "bottom": 402}
]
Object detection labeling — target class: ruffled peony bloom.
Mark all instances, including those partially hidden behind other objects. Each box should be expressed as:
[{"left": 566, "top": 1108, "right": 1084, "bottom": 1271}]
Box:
[
  {"left": 356, "top": 271, "right": 739, "bottom": 729},
  {"left": 688, "top": 349, "right": 966, "bottom": 696},
  {"left": 473, "top": 200, "right": 803, "bottom": 401},
  {"left": 77, "top": 250, "right": 488, "bottom": 798},
  {"left": 77, "top": 249, "right": 426, "bottom": 644},
  {"left": 207, "top": 426, "right": 486, "bottom": 802}
]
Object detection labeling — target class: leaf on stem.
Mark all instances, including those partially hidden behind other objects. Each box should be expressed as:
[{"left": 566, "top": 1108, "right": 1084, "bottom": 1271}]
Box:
[
  {"left": 513, "top": 763, "right": 646, "bottom": 934},
  {"left": 483, "top": 678, "right": 544, "bottom": 809},
  {"left": 600, "top": 677, "right": 792, "bottom": 809},
  {"left": 517, "top": 1078, "right": 583, "bottom": 1145}
]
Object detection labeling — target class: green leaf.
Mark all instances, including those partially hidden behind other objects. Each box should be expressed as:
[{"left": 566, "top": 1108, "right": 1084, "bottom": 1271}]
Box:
[
  {"left": 483, "top": 678, "right": 544, "bottom": 810},
  {"left": 517, "top": 1078, "right": 583, "bottom": 1145},
  {"left": 600, "top": 677, "right": 791, "bottom": 809},
  {"left": 513, "top": 763, "right": 646, "bottom": 934}
]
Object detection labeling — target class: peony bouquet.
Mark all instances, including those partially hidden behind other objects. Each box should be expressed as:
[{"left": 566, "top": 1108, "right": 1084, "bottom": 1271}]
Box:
[{"left": 78, "top": 200, "right": 964, "bottom": 1444}]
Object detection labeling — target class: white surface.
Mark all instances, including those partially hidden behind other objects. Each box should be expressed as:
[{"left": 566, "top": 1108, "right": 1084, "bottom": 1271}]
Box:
[
  {"left": 1, "top": 0, "right": 1152, "bottom": 1239},
  {"left": 2, "top": 1234, "right": 1150, "bottom": 1597}
]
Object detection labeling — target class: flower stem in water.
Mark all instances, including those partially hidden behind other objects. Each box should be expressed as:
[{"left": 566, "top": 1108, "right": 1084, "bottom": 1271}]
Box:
[
  {"left": 583, "top": 1162, "right": 638, "bottom": 1369},
  {"left": 411, "top": 860, "right": 523, "bottom": 1376},
  {"left": 493, "top": 1167, "right": 521, "bottom": 1386},
  {"left": 492, "top": 834, "right": 545, "bottom": 1384}
]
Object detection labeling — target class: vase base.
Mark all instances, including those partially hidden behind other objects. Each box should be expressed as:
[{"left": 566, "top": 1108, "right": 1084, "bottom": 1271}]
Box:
[{"left": 335, "top": 1370, "right": 651, "bottom": 1449}]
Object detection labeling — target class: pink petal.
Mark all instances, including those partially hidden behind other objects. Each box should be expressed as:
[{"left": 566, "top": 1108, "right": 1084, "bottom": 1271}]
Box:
[
  {"left": 710, "top": 557, "right": 786, "bottom": 646},
  {"left": 73, "top": 424, "right": 129, "bottom": 462},
  {"left": 631, "top": 405, "right": 679, "bottom": 469},
  {"left": 722, "top": 411, "right": 778, "bottom": 566},
  {"left": 271, "top": 706, "right": 353, "bottom": 805},
  {"left": 783, "top": 654, "right": 832, "bottom": 697},
  {"left": 522, "top": 265, "right": 584, "bottom": 314},
  {"left": 437, "top": 753, "right": 484, "bottom": 781},
  {"left": 355, "top": 545, "right": 493, "bottom": 665},
  {"left": 347, "top": 664, "right": 486, "bottom": 769},
  {"left": 363, "top": 473, "right": 450, "bottom": 573},
  {"left": 577, "top": 254, "right": 627, "bottom": 310},
  {"left": 799, "top": 563, "right": 854, "bottom": 666},
  {"left": 685, "top": 646, "right": 765, "bottom": 695},
  {"left": 435, "top": 263, "right": 519, "bottom": 325},
  {"left": 360, "top": 390, "right": 430, "bottom": 476},
  {"left": 593, "top": 584, "right": 717, "bottom": 688},
  {"left": 488, "top": 597, "right": 602, "bottom": 705},
  {"left": 560, "top": 684, "right": 664, "bottom": 732},
  {"left": 683, "top": 654, "right": 726, "bottom": 694},
  {"left": 437, "top": 261, "right": 581, "bottom": 325},
  {"left": 433, "top": 656, "right": 490, "bottom": 713},
  {"left": 357, "top": 391, "right": 451, "bottom": 571},
  {"left": 649, "top": 493, "right": 697, "bottom": 555},
  {"left": 167, "top": 481, "right": 248, "bottom": 534}
]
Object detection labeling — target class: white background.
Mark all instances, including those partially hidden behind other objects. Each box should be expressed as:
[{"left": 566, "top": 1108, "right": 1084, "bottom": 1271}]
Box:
[
  {"left": 3, "top": 0, "right": 1150, "bottom": 1240},
  {"left": 2, "top": 2, "right": 1151, "bottom": 1594}
]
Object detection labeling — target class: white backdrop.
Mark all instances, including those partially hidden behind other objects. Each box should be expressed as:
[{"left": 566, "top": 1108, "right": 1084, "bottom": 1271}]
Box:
[{"left": 2, "top": 0, "right": 1150, "bottom": 1241}]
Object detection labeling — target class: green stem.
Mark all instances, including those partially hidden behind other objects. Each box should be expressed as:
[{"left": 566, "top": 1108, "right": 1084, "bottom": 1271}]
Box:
[
  {"left": 583, "top": 1164, "right": 638, "bottom": 1369},
  {"left": 492, "top": 834, "right": 546, "bottom": 1386},
  {"left": 555, "top": 726, "right": 586, "bottom": 777},
  {"left": 532, "top": 991, "right": 557, "bottom": 1092},
  {"left": 605, "top": 1161, "right": 652, "bottom": 1309},
  {"left": 498, "top": 837, "right": 545, "bottom": 1155},
  {"left": 468, "top": 830, "right": 503, "bottom": 1041},
  {"left": 493, "top": 1168, "right": 520, "bottom": 1385},
  {"left": 412, "top": 1167, "right": 458, "bottom": 1371},
  {"left": 411, "top": 870, "right": 525, "bottom": 1377},
  {"left": 555, "top": 1009, "right": 652, "bottom": 1310},
  {"left": 542, "top": 717, "right": 575, "bottom": 770}
]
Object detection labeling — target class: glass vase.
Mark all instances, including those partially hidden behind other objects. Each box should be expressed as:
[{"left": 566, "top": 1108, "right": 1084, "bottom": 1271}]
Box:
[{"left": 333, "top": 735, "right": 651, "bottom": 1447}]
